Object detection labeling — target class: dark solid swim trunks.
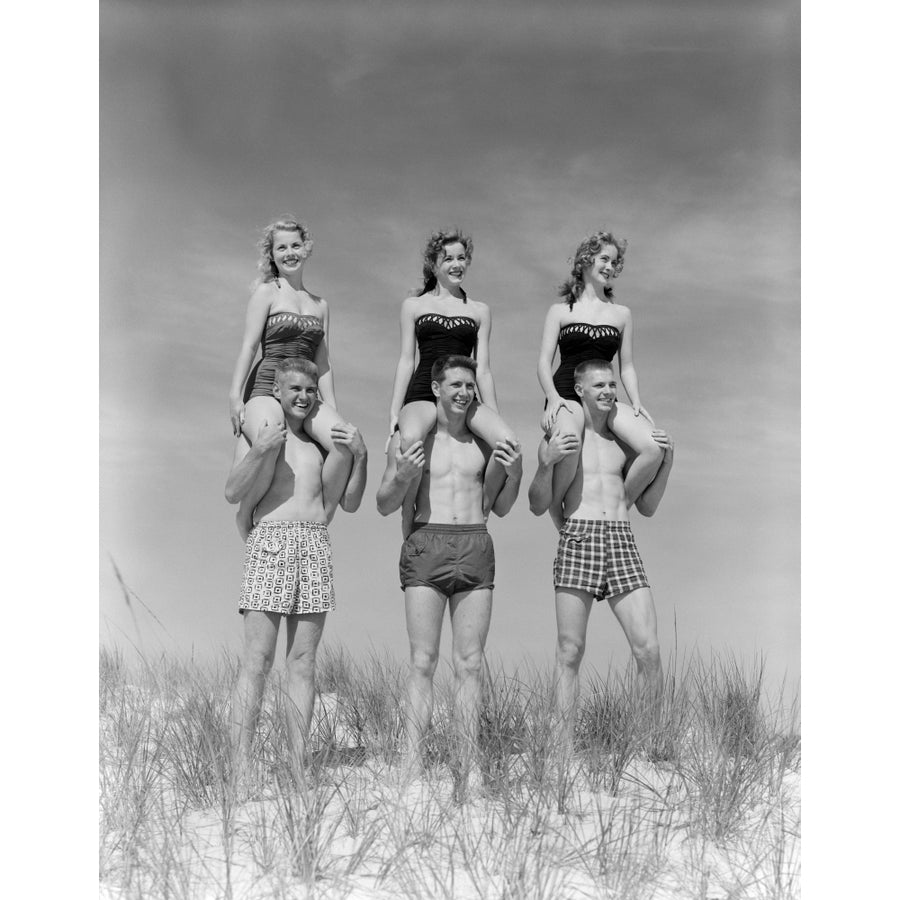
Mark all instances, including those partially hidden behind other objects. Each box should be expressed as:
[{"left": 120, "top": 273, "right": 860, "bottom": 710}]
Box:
[
  {"left": 399, "top": 523, "right": 494, "bottom": 597},
  {"left": 553, "top": 518, "right": 649, "bottom": 602}
]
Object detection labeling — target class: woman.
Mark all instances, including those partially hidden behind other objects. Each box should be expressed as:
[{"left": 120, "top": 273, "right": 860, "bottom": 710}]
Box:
[
  {"left": 387, "top": 228, "right": 517, "bottom": 465},
  {"left": 228, "top": 215, "right": 352, "bottom": 539},
  {"left": 537, "top": 229, "right": 662, "bottom": 521}
]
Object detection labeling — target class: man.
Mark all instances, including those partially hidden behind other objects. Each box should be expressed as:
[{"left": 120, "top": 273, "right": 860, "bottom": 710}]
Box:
[
  {"left": 225, "top": 357, "right": 367, "bottom": 770},
  {"left": 528, "top": 357, "right": 674, "bottom": 748},
  {"left": 376, "top": 354, "right": 522, "bottom": 786}
]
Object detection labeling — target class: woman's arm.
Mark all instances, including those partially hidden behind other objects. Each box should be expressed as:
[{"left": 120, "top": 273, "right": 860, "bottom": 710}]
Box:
[
  {"left": 387, "top": 298, "right": 418, "bottom": 431},
  {"left": 314, "top": 300, "right": 337, "bottom": 408},
  {"left": 473, "top": 305, "right": 500, "bottom": 412},
  {"left": 617, "top": 307, "right": 649, "bottom": 417},
  {"left": 536, "top": 305, "right": 563, "bottom": 400},
  {"left": 537, "top": 305, "right": 570, "bottom": 432},
  {"left": 229, "top": 285, "right": 273, "bottom": 435}
]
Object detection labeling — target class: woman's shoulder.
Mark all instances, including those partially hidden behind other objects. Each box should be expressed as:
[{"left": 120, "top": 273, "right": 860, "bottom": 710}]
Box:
[
  {"left": 609, "top": 301, "right": 633, "bottom": 324},
  {"left": 467, "top": 297, "right": 490, "bottom": 320},
  {"left": 545, "top": 301, "right": 568, "bottom": 323},
  {"left": 249, "top": 279, "right": 279, "bottom": 307}
]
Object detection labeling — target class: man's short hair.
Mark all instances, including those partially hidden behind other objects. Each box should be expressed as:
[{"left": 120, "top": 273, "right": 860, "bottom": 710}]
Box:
[
  {"left": 431, "top": 354, "right": 476, "bottom": 383},
  {"left": 274, "top": 357, "right": 319, "bottom": 382},
  {"left": 573, "top": 358, "right": 614, "bottom": 384}
]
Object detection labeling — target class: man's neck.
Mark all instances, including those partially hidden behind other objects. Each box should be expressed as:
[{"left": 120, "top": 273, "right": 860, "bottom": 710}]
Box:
[
  {"left": 584, "top": 404, "right": 612, "bottom": 436},
  {"left": 286, "top": 418, "right": 311, "bottom": 439},
  {"left": 435, "top": 407, "right": 471, "bottom": 439}
]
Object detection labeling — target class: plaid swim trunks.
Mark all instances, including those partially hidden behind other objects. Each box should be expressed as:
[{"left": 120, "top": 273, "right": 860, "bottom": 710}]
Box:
[
  {"left": 553, "top": 518, "right": 649, "bottom": 602},
  {"left": 240, "top": 520, "right": 335, "bottom": 616}
]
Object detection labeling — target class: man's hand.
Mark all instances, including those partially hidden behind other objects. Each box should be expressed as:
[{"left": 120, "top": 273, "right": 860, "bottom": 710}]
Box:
[
  {"left": 650, "top": 429, "right": 674, "bottom": 457},
  {"left": 255, "top": 418, "right": 287, "bottom": 455},
  {"left": 395, "top": 440, "right": 426, "bottom": 483},
  {"left": 537, "top": 431, "right": 580, "bottom": 467},
  {"left": 332, "top": 422, "right": 367, "bottom": 459},
  {"left": 492, "top": 438, "right": 523, "bottom": 475}
]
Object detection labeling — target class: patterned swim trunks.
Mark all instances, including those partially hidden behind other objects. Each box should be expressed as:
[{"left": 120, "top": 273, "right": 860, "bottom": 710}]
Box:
[
  {"left": 553, "top": 518, "right": 649, "bottom": 602},
  {"left": 240, "top": 521, "right": 335, "bottom": 616}
]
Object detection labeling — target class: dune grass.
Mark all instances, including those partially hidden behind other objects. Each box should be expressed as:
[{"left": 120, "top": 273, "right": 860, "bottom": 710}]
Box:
[{"left": 99, "top": 646, "right": 799, "bottom": 899}]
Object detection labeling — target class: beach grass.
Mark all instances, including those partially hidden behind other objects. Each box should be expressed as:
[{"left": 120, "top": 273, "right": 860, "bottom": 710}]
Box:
[{"left": 99, "top": 646, "right": 799, "bottom": 899}]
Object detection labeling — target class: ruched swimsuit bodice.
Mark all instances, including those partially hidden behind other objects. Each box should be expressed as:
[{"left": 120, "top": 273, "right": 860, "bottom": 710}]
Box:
[
  {"left": 552, "top": 322, "right": 622, "bottom": 401},
  {"left": 243, "top": 312, "right": 325, "bottom": 402},
  {"left": 404, "top": 313, "right": 479, "bottom": 404}
]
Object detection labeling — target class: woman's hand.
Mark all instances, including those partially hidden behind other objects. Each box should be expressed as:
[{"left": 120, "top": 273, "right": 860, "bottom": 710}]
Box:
[
  {"left": 633, "top": 405, "right": 655, "bottom": 426},
  {"left": 230, "top": 397, "right": 245, "bottom": 437},
  {"left": 541, "top": 397, "right": 572, "bottom": 434},
  {"left": 384, "top": 415, "right": 399, "bottom": 453}
]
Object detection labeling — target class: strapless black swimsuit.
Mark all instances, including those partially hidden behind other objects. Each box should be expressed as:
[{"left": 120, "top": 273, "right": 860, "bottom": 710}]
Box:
[
  {"left": 404, "top": 313, "right": 478, "bottom": 404},
  {"left": 243, "top": 312, "right": 325, "bottom": 402},
  {"left": 552, "top": 322, "right": 622, "bottom": 401}
]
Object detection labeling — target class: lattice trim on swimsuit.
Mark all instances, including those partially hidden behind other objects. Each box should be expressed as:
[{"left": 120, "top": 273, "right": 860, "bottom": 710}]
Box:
[
  {"left": 415, "top": 313, "right": 478, "bottom": 330},
  {"left": 267, "top": 312, "right": 324, "bottom": 330},
  {"left": 559, "top": 323, "right": 620, "bottom": 340}
]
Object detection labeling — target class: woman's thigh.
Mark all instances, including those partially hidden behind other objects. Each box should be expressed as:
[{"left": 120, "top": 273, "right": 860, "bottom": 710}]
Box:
[{"left": 242, "top": 396, "right": 284, "bottom": 445}]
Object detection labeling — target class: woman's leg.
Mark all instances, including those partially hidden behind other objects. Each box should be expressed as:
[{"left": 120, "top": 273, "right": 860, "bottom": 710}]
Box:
[
  {"left": 466, "top": 403, "right": 518, "bottom": 448},
  {"left": 303, "top": 402, "right": 353, "bottom": 519},
  {"left": 468, "top": 404, "right": 519, "bottom": 509},
  {"left": 607, "top": 403, "right": 663, "bottom": 503},
  {"left": 550, "top": 404, "right": 585, "bottom": 521},
  {"left": 398, "top": 401, "right": 438, "bottom": 452},
  {"left": 236, "top": 396, "right": 284, "bottom": 541}
]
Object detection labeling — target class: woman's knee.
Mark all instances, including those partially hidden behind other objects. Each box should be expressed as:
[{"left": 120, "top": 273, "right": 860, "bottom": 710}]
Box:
[{"left": 243, "top": 398, "right": 284, "bottom": 442}]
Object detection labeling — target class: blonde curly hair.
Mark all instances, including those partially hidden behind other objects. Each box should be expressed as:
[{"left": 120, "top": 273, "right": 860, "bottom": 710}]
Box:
[{"left": 256, "top": 215, "right": 314, "bottom": 283}]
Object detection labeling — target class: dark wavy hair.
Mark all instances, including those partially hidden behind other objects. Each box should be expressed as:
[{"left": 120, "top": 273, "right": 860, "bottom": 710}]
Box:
[
  {"left": 558, "top": 230, "right": 628, "bottom": 308},
  {"left": 256, "top": 215, "right": 314, "bottom": 284},
  {"left": 416, "top": 228, "right": 474, "bottom": 300}
]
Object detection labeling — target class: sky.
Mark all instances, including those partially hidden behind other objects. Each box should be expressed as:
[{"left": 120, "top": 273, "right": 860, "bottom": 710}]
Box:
[{"left": 100, "top": 0, "right": 800, "bottom": 696}]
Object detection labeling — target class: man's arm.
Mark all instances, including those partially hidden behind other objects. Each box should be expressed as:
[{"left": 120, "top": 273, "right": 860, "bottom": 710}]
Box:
[
  {"left": 483, "top": 439, "right": 523, "bottom": 517},
  {"left": 331, "top": 423, "right": 368, "bottom": 513},
  {"left": 224, "top": 419, "right": 286, "bottom": 504},
  {"left": 527, "top": 432, "right": 580, "bottom": 516},
  {"left": 376, "top": 433, "right": 426, "bottom": 516},
  {"left": 634, "top": 430, "right": 675, "bottom": 517}
]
